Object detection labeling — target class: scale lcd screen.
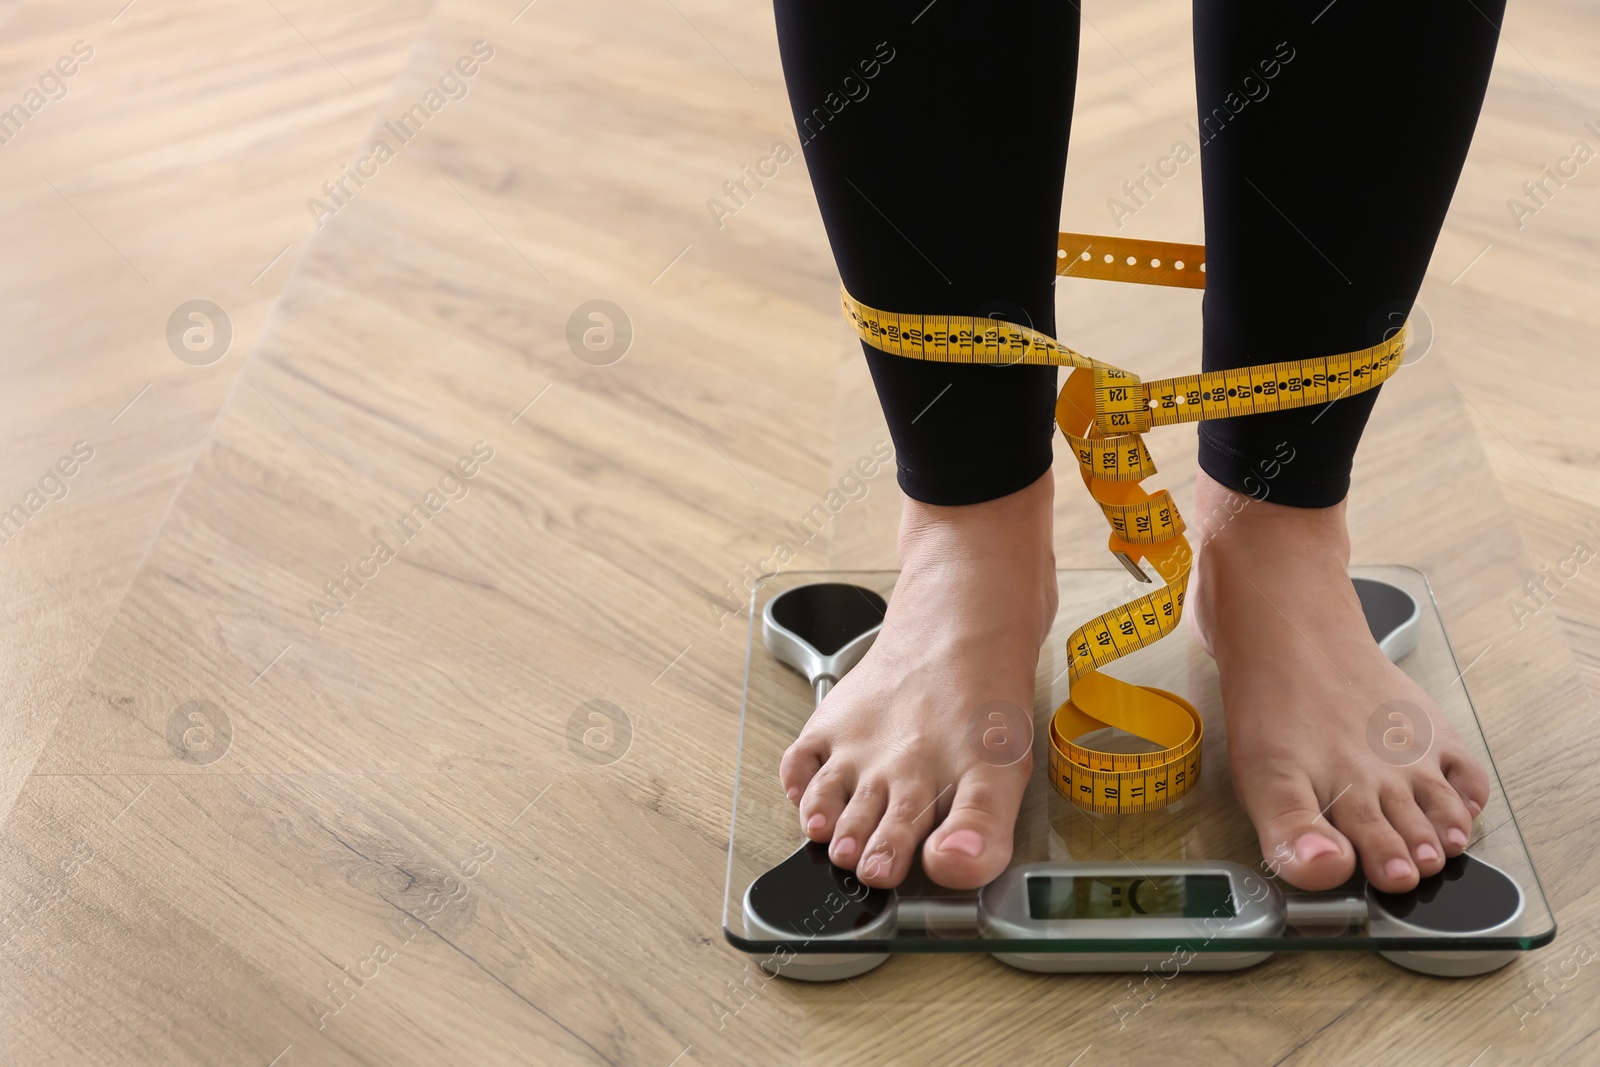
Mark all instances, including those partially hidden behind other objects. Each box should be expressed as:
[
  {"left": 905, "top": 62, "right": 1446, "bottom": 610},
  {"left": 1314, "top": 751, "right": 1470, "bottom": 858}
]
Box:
[{"left": 1026, "top": 874, "right": 1236, "bottom": 921}]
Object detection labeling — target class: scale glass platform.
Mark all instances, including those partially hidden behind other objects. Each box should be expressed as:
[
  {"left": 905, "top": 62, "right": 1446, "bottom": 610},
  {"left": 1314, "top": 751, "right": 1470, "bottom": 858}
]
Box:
[{"left": 722, "top": 567, "right": 1554, "bottom": 978}]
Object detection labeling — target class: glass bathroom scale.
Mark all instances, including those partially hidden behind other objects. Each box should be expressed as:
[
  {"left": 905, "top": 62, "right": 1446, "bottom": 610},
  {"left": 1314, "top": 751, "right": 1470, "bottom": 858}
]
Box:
[{"left": 721, "top": 567, "right": 1555, "bottom": 978}]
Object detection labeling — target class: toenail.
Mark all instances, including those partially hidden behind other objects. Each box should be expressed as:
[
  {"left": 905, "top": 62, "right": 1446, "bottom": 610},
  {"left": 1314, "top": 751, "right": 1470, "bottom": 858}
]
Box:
[
  {"left": 805, "top": 813, "right": 825, "bottom": 833},
  {"left": 1384, "top": 858, "right": 1415, "bottom": 881},
  {"left": 1414, "top": 843, "right": 1438, "bottom": 863},
  {"left": 833, "top": 836, "right": 857, "bottom": 858},
  {"left": 787, "top": 787, "right": 800, "bottom": 804},
  {"left": 1446, "top": 827, "right": 1468, "bottom": 849},
  {"left": 1466, "top": 799, "right": 1482, "bottom": 818},
  {"left": 939, "top": 829, "right": 985, "bottom": 857},
  {"left": 1294, "top": 833, "right": 1340, "bottom": 862}
]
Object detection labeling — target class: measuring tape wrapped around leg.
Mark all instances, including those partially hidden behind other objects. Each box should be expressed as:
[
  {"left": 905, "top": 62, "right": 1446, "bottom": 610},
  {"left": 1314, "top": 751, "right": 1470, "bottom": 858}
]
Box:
[{"left": 842, "top": 233, "right": 1407, "bottom": 815}]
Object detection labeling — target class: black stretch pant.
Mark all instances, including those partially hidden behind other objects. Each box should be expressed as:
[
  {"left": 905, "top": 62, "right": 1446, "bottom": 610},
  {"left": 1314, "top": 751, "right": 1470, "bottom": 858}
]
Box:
[{"left": 775, "top": 0, "right": 1503, "bottom": 507}]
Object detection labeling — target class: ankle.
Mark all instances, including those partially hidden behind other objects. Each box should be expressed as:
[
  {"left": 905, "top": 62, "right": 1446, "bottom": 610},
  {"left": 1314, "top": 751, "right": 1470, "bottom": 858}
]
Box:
[
  {"left": 897, "top": 470, "right": 1055, "bottom": 560},
  {"left": 894, "top": 472, "right": 1059, "bottom": 633},
  {"left": 1190, "top": 470, "right": 1374, "bottom": 664},
  {"left": 1193, "top": 470, "right": 1350, "bottom": 575}
]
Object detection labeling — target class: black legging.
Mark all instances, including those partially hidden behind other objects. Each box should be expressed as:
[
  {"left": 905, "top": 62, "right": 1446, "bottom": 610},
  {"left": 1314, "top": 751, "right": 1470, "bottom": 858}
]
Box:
[{"left": 774, "top": 0, "right": 1503, "bottom": 507}]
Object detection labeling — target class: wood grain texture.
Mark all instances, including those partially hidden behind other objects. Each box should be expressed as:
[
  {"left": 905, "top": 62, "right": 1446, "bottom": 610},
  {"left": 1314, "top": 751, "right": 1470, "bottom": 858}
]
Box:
[
  {"left": 1, "top": 0, "right": 1597, "bottom": 1063},
  {"left": 0, "top": 0, "right": 435, "bottom": 835}
]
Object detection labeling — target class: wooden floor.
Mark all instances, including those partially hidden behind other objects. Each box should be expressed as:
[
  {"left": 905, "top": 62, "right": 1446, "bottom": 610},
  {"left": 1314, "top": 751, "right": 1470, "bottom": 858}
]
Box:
[{"left": 1, "top": 0, "right": 1597, "bottom": 1063}]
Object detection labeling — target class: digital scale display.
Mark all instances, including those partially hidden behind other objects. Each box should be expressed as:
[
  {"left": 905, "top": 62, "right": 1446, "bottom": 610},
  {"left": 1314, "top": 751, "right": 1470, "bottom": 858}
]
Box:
[{"left": 1026, "top": 874, "right": 1236, "bottom": 920}]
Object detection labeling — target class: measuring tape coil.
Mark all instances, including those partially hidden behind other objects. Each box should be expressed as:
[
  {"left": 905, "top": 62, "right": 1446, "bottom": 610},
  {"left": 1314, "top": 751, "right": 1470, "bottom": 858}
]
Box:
[{"left": 843, "top": 232, "right": 1406, "bottom": 815}]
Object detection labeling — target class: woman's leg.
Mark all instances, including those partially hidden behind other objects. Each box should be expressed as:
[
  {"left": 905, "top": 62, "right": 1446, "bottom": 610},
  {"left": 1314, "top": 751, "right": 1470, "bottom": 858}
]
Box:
[
  {"left": 773, "top": 0, "right": 1078, "bottom": 888},
  {"left": 1189, "top": 0, "right": 1501, "bottom": 891}
]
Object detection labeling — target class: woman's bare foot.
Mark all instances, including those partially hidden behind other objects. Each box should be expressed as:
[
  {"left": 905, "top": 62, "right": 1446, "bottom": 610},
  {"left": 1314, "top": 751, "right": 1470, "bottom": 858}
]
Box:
[
  {"left": 1189, "top": 470, "right": 1491, "bottom": 892},
  {"left": 780, "top": 472, "right": 1058, "bottom": 890}
]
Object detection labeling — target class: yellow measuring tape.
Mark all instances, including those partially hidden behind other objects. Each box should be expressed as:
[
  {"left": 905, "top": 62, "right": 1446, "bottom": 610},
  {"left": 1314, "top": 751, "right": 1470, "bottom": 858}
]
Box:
[{"left": 844, "top": 232, "right": 1407, "bottom": 815}]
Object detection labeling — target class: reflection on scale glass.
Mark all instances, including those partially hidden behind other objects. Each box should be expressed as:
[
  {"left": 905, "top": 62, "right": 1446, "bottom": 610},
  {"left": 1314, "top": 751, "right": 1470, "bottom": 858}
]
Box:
[{"left": 746, "top": 578, "right": 1520, "bottom": 981}]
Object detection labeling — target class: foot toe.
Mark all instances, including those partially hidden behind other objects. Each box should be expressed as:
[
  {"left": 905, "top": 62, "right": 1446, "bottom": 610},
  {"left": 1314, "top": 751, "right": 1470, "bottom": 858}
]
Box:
[
  {"left": 829, "top": 779, "right": 888, "bottom": 868},
  {"left": 1334, "top": 789, "right": 1418, "bottom": 892},
  {"left": 798, "top": 762, "right": 853, "bottom": 843},
  {"left": 1415, "top": 774, "right": 1474, "bottom": 856},
  {"left": 921, "top": 769, "right": 1023, "bottom": 890},
  {"left": 1237, "top": 765, "right": 1356, "bottom": 891},
  {"left": 857, "top": 782, "right": 938, "bottom": 888},
  {"left": 1379, "top": 784, "right": 1445, "bottom": 876},
  {"left": 780, "top": 734, "right": 829, "bottom": 805},
  {"left": 1441, "top": 749, "right": 1490, "bottom": 820}
]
